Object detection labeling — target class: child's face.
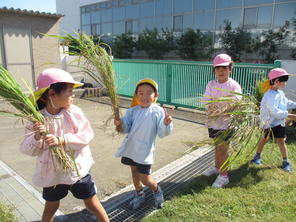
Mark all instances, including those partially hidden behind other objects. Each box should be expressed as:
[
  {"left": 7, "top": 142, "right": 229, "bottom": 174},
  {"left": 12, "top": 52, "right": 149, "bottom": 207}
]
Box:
[
  {"left": 136, "top": 84, "right": 158, "bottom": 108},
  {"left": 50, "top": 84, "right": 74, "bottom": 110},
  {"left": 273, "top": 79, "right": 287, "bottom": 89},
  {"left": 214, "top": 66, "right": 231, "bottom": 83}
]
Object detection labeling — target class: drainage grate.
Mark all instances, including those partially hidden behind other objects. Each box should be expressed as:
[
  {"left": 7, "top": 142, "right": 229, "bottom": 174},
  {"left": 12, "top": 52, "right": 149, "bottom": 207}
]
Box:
[{"left": 107, "top": 150, "right": 215, "bottom": 222}]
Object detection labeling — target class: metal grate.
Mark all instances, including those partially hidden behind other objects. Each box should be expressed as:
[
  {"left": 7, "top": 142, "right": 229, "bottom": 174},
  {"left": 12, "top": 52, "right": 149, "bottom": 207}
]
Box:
[{"left": 107, "top": 150, "right": 214, "bottom": 222}]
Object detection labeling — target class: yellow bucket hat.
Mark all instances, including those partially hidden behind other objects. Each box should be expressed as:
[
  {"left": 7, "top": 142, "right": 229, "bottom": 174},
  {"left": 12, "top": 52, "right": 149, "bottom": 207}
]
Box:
[{"left": 130, "top": 78, "right": 158, "bottom": 107}]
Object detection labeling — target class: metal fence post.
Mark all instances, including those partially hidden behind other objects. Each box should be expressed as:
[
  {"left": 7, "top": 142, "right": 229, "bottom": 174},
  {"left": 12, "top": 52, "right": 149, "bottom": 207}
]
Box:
[{"left": 166, "top": 62, "right": 172, "bottom": 104}]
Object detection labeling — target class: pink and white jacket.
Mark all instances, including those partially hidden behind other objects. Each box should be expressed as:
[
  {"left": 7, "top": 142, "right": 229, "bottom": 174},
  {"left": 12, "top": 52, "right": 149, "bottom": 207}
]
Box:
[{"left": 19, "top": 104, "right": 94, "bottom": 188}]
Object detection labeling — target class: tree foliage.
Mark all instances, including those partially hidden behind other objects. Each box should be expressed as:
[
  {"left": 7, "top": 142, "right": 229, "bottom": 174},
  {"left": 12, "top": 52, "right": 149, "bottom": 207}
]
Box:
[
  {"left": 177, "top": 29, "right": 213, "bottom": 60},
  {"left": 112, "top": 32, "right": 136, "bottom": 59},
  {"left": 219, "top": 21, "right": 252, "bottom": 62},
  {"left": 252, "top": 21, "right": 290, "bottom": 63},
  {"left": 136, "top": 28, "right": 174, "bottom": 59}
]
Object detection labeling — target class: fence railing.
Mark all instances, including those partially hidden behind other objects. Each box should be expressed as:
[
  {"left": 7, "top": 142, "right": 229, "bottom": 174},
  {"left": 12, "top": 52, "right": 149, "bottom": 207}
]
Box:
[{"left": 113, "top": 59, "right": 275, "bottom": 109}]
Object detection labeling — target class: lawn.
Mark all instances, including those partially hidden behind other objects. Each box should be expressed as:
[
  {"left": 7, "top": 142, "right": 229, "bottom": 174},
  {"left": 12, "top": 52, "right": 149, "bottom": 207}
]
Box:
[
  {"left": 0, "top": 201, "right": 16, "bottom": 222},
  {"left": 143, "top": 127, "right": 296, "bottom": 222}
]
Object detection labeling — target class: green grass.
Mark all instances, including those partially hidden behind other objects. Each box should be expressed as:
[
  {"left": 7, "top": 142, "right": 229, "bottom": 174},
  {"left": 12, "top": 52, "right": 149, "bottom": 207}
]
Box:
[
  {"left": 144, "top": 127, "right": 296, "bottom": 222},
  {"left": 0, "top": 202, "right": 16, "bottom": 222}
]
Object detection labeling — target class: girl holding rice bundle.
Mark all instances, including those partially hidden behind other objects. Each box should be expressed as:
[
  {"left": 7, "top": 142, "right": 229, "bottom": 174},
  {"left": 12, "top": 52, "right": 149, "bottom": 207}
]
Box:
[
  {"left": 114, "top": 79, "right": 173, "bottom": 209},
  {"left": 250, "top": 68, "right": 296, "bottom": 172},
  {"left": 19, "top": 68, "right": 109, "bottom": 222},
  {"left": 201, "top": 54, "right": 242, "bottom": 188}
]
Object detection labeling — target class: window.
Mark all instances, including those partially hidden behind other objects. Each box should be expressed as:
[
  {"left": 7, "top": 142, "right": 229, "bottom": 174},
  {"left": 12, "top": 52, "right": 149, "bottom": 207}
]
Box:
[
  {"left": 91, "top": 11, "right": 100, "bottom": 24},
  {"left": 140, "top": 1, "right": 154, "bottom": 17},
  {"left": 216, "top": 8, "right": 242, "bottom": 29},
  {"left": 174, "top": 0, "right": 192, "bottom": 13},
  {"left": 244, "top": 0, "right": 273, "bottom": 6},
  {"left": 125, "top": 20, "right": 138, "bottom": 33},
  {"left": 113, "top": 7, "right": 125, "bottom": 21},
  {"left": 102, "top": 23, "right": 112, "bottom": 35},
  {"left": 258, "top": 6, "right": 272, "bottom": 27},
  {"left": 91, "top": 24, "right": 100, "bottom": 35},
  {"left": 81, "top": 13, "right": 91, "bottom": 25},
  {"left": 102, "top": 9, "right": 112, "bottom": 23},
  {"left": 216, "top": 0, "right": 242, "bottom": 9},
  {"left": 113, "top": 21, "right": 125, "bottom": 35},
  {"left": 194, "top": 12, "right": 214, "bottom": 30},
  {"left": 140, "top": 17, "right": 155, "bottom": 32},
  {"left": 274, "top": 2, "right": 296, "bottom": 27},
  {"left": 126, "top": 4, "right": 140, "bottom": 19},
  {"left": 195, "top": 0, "right": 215, "bottom": 11},
  {"left": 243, "top": 8, "right": 257, "bottom": 27},
  {"left": 156, "top": 0, "right": 172, "bottom": 16},
  {"left": 173, "top": 15, "right": 183, "bottom": 32},
  {"left": 155, "top": 16, "right": 172, "bottom": 31},
  {"left": 82, "top": 25, "right": 91, "bottom": 35}
]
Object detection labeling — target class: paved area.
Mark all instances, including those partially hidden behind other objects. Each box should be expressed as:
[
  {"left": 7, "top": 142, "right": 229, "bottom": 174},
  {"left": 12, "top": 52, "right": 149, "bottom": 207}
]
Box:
[{"left": 0, "top": 96, "right": 208, "bottom": 221}]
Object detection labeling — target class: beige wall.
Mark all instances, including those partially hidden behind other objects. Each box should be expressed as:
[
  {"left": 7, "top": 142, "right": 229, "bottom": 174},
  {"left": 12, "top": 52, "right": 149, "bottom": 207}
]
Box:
[{"left": 0, "top": 11, "right": 61, "bottom": 88}]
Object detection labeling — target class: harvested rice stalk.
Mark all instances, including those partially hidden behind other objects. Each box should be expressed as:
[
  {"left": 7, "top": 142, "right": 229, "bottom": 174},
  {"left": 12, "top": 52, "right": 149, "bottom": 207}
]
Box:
[
  {"left": 0, "top": 66, "right": 77, "bottom": 174},
  {"left": 47, "top": 32, "right": 120, "bottom": 121}
]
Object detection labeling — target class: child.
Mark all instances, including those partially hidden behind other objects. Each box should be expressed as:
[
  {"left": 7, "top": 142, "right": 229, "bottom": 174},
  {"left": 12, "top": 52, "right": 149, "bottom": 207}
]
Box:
[
  {"left": 19, "top": 68, "right": 109, "bottom": 222},
  {"left": 202, "top": 54, "right": 242, "bottom": 188},
  {"left": 114, "top": 78, "right": 173, "bottom": 209},
  {"left": 251, "top": 68, "right": 296, "bottom": 172}
]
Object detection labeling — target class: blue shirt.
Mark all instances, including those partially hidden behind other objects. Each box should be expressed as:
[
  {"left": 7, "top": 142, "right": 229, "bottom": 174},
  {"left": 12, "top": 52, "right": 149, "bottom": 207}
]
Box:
[
  {"left": 115, "top": 103, "right": 173, "bottom": 164},
  {"left": 260, "top": 89, "right": 296, "bottom": 129}
]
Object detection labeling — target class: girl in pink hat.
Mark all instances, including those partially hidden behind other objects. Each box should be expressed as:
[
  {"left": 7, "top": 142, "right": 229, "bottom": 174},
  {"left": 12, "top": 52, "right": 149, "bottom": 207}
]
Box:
[
  {"left": 202, "top": 54, "right": 242, "bottom": 188},
  {"left": 250, "top": 68, "right": 296, "bottom": 172},
  {"left": 20, "top": 68, "right": 109, "bottom": 222}
]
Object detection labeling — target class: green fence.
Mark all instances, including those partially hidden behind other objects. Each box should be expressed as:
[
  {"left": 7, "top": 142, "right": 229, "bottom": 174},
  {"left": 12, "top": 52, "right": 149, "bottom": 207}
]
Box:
[{"left": 113, "top": 59, "right": 275, "bottom": 109}]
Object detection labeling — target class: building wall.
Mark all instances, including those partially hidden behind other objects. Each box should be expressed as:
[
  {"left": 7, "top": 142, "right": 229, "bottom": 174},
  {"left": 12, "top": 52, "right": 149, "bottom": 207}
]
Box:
[
  {"left": 0, "top": 11, "right": 61, "bottom": 89},
  {"left": 56, "top": 0, "right": 104, "bottom": 35}
]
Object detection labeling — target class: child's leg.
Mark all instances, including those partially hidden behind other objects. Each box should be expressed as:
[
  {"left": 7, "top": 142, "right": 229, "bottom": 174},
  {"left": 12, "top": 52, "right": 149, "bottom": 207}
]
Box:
[
  {"left": 276, "top": 138, "right": 288, "bottom": 158},
  {"left": 83, "top": 195, "right": 109, "bottom": 222},
  {"left": 256, "top": 136, "right": 270, "bottom": 154},
  {"left": 41, "top": 201, "right": 60, "bottom": 222},
  {"left": 138, "top": 173, "right": 158, "bottom": 192},
  {"left": 130, "top": 166, "right": 144, "bottom": 191},
  {"left": 216, "top": 143, "right": 229, "bottom": 175}
]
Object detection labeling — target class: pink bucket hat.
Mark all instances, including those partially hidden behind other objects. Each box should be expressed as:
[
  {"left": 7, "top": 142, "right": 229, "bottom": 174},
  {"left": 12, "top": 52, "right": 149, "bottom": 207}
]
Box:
[
  {"left": 30, "top": 68, "right": 83, "bottom": 102},
  {"left": 213, "top": 54, "right": 232, "bottom": 67},
  {"left": 268, "top": 68, "right": 290, "bottom": 80}
]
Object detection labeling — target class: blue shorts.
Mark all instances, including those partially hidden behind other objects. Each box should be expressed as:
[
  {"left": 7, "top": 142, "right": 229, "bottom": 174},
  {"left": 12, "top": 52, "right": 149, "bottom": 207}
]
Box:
[
  {"left": 121, "top": 157, "right": 152, "bottom": 175},
  {"left": 42, "top": 173, "right": 96, "bottom": 201}
]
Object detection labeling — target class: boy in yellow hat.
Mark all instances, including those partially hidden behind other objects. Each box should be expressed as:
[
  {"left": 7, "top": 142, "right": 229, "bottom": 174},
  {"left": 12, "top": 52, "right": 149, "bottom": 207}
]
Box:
[{"left": 114, "top": 78, "right": 173, "bottom": 209}]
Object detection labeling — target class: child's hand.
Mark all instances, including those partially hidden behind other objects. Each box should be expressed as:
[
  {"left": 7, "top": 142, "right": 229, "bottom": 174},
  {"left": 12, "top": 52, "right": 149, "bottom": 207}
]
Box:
[
  {"left": 164, "top": 108, "right": 173, "bottom": 125},
  {"left": 288, "top": 114, "right": 296, "bottom": 121},
  {"left": 114, "top": 119, "right": 122, "bottom": 127},
  {"left": 33, "top": 122, "right": 46, "bottom": 141},
  {"left": 44, "top": 134, "right": 60, "bottom": 147}
]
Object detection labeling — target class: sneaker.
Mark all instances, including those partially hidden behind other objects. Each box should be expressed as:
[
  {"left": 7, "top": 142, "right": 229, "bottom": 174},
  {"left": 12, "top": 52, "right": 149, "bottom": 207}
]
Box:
[
  {"left": 153, "top": 186, "right": 164, "bottom": 209},
  {"left": 282, "top": 161, "right": 292, "bottom": 172},
  {"left": 129, "top": 191, "right": 145, "bottom": 210},
  {"left": 202, "top": 166, "right": 219, "bottom": 176},
  {"left": 212, "top": 175, "right": 229, "bottom": 188},
  {"left": 250, "top": 157, "right": 262, "bottom": 165}
]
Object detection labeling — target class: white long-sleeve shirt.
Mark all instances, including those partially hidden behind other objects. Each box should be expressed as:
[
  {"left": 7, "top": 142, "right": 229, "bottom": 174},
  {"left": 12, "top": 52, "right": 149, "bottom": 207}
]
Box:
[
  {"left": 115, "top": 103, "right": 173, "bottom": 165},
  {"left": 260, "top": 89, "right": 296, "bottom": 129}
]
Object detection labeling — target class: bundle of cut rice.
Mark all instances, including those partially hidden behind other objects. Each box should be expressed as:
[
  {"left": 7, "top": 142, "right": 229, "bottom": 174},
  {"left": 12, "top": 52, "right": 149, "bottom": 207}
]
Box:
[{"left": 0, "top": 66, "right": 78, "bottom": 174}]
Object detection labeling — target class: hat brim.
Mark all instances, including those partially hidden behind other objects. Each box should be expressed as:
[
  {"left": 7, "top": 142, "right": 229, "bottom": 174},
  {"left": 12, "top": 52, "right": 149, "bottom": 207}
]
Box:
[
  {"left": 29, "top": 82, "right": 83, "bottom": 104},
  {"left": 213, "top": 62, "right": 231, "bottom": 67}
]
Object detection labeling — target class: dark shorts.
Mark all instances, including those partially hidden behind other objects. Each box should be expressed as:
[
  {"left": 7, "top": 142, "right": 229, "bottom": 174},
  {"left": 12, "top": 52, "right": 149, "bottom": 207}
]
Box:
[
  {"left": 264, "top": 125, "right": 286, "bottom": 139},
  {"left": 42, "top": 173, "right": 96, "bottom": 202},
  {"left": 121, "top": 157, "right": 152, "bottom": 175},
  {"left": 208, "top": 128, "right": 233, "bottom": 141}
]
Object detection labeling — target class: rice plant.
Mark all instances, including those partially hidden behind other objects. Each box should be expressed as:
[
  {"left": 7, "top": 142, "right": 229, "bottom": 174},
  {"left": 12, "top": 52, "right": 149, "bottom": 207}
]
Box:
[
  {"left": 47, "top": 32, "right": 120, "bottom": 120},
  {"left": 0, "top": 66, "right": 78, "bottom": 174}
]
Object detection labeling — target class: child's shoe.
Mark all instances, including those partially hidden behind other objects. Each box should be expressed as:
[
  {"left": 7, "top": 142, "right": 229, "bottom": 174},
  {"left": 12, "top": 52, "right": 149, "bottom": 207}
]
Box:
[
  {"left": 250, "top": 156, "right": 262, "bottom": 165},
  {"left": 202, "top": 166, "right": 219, "bottom": 176},
  {"left": 282, "top": 161, "right": 292, "bottom": 172},
  {"left": 153, "top": 186, "right": 164, "bottom": 209},
  {"left": 129, "top": 190, "right": 145, "bottom": 210},
  {"left": 212, "top": 174, "right": 229, "bottom": 188}
]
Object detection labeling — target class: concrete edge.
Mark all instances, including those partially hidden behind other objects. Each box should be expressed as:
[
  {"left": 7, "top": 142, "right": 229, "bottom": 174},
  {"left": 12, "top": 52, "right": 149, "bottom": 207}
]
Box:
[
  {"left": 102, "top": 145, "right": 214, "bottom": 211},
  {"left": 0, "top": 160, "right": 64, "bottom": 216}
]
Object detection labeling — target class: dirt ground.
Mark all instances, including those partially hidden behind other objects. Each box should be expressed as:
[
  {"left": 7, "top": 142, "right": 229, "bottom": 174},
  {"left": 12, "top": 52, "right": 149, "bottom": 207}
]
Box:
[{"left": 0, "top": 97, "right": 208, "bottom": 214}]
